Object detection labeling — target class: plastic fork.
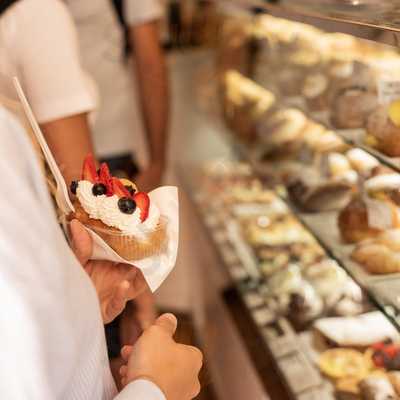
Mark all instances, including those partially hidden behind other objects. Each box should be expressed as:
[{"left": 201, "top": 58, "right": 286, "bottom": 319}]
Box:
[{"left": 13, "top": 77, "right": 75, "bottom": 214}]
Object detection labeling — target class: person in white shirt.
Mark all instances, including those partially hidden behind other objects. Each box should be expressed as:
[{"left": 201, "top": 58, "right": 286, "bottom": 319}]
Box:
[
  {"left": 66, "top": 0, "right": 169, "bottom": 192},
  {"left": 0, "top": 0, "right": 164, "bottom": 368},
  {"left": 0, "top": 105, "right": 202, "bottom": 399}
]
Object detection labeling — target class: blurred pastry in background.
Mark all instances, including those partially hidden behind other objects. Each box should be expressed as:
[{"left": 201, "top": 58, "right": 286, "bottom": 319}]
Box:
[
  {"left": 338, "top": 174, "right": 400, "bottom": 243},
  {"left": 288, "top": 152, "right": 358, "bottom": 212},
  {"left": 352, "top": 229, "right": 400, "bottom": 274},
  {"left": 287, "top": 282, "right": 324, "bottom": 327},
  {"left": 346, "top": 148, "right": 380, "bottom": 177},
  {"left": 223, "top": 70, "right": 276, "bottom": 143},
  {"left": 331, "top": 86, "right": 378, "bottom": 129},
  {"left": 359, "top": 376, "right": 398, "bottom": 400},
  {"left": 302, "top": 73, "right": 330, "bottom": 111},
  {"left": 367, "top": 101, "right": 400, "bottom": 157},
  {"left": 257, "top": 108, "right": 309, "bottom": 160}
]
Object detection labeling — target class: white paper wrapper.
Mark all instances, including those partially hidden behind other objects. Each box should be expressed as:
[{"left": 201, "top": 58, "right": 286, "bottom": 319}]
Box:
[{"left": 82, "top": 186, "right": 179, "bottom": 292}]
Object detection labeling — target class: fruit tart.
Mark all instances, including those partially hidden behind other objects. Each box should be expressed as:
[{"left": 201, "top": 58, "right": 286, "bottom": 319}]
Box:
[{"left": 69, "top": 154, "right": 167, "bottom": 261}]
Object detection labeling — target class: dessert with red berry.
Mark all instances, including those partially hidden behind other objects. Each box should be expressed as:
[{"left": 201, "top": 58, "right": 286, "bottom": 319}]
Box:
[{"left": 69, "top": 154, "right": 166, "bottom": 260}]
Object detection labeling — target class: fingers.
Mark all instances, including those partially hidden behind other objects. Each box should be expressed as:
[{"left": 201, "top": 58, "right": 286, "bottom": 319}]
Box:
[
  {"left": 104, "top": 281, "right": 130, "bottom": 324},
  {"left": 70, "top": 219, "right": 93, "bottom": 265},
  {"left": 154, "top": 313, "right": 178, "bottom": 337}
]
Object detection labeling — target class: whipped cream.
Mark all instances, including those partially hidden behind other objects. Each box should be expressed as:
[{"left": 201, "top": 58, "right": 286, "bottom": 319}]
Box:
[{"left": 77, "top": 180, "right": 160, "bottom": 237}]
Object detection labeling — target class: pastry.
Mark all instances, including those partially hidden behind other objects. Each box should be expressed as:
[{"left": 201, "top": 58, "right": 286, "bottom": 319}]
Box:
[
  {"left": 367, "top": 101, "right": 400, "bottom": 157},
  {"left": 287, "top": 282, "right": 324, "bottom": 325},
  {"left": 351, "top": 229, "right": 400, "bottom": 274},
  {"left": 288, "top": 157, "right": 355, "bottom": 212},
  {"left": 314, "top": 312, "right": 399, "bottom": 347},
  {"left": 331, "top": 86, "right": 378, "bottom": 129},
  {"left": 338, "top": 174, "right": 400, "bottom": 243},
  {"left": 302, "top": 73, "right": 330, "bottom": 111},
  {"left": 69, "top": 154, "right": 166, "bottom": 261},
  {"left": 359, "top": 376, "right": 398, "bottom": 400},
  {"left": 319, "top": 349, "right": 370, "bottom": 380},
  {"left": 346, "top": 148, "right": 380, "bottom": 177},
  {"left": 389, "top": 371, "right": 400, "bottom": 396},
  {"left": 371, "top": 342, "right": 400, "bottom": 371},
  {"left": 257, "top": 108, "right": 308, "bottom": 160}
]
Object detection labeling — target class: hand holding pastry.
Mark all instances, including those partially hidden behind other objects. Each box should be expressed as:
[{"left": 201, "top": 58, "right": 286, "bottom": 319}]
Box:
[
  {"left": 119, "top": 314, "right": 203, "bottom": 400},
  {"left": 70, "top": 219, "right": 148, "bottom": 323}
]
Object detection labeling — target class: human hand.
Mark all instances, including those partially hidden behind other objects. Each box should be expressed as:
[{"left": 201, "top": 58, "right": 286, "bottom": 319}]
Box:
[
  {"left": 135, "top": 163, "right": 164, "bottom": 193},
  {"left": 70, "top": 219, "right": 148, "bottom": 324},
  {"left": 119, "top": 314, "right": 203, "bottom": 400}
]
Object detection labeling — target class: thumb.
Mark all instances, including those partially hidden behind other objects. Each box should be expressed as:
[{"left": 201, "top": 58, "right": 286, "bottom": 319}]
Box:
[
  {"left": 70, "top": 219, "right": 92, "bottom": 265},
  {"left": 154, "top": 313, "right": 178, "bottom": 337}
]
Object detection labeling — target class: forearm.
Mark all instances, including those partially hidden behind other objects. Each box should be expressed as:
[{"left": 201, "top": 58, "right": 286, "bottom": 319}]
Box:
[
  {"left": 40, "top": 113, "right": 95, "bottom": 183},
  {"left": 130, "top": 22, "right": 169, "bottom": 166}
]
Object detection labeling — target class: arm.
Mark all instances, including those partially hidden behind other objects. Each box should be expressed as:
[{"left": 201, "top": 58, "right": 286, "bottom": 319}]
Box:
[
  {"left": 129, "top": 21, "right": 169, "bottom": 191},
  {"left": 40, "top": 113, "right": 94, "bottom": 184},
  {"left": 14, "top": 0, "right": 97, "bottom": 183}
]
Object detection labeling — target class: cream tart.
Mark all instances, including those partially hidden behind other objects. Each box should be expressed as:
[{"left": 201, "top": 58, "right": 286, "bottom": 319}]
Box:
[{"left": 69, "top": 154, "right": 166, "bottom": 261}]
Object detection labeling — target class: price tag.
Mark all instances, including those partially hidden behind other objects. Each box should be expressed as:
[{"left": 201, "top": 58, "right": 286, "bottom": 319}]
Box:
[{"left": 378, "top": 79, "right": 400, "bottom": 105}]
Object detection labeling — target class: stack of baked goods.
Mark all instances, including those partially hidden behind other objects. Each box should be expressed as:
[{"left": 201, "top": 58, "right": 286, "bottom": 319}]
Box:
[
  {"left": 222, "top": 70, "right": 276, "bottom": 143},
  {"left": 351, "top": 229, "right": 400, "bottom": 275},
  {"left": 338, "top": 172, "right": 400, "bottom": 244},
  {"left": 366, "top": 99, "right": 400, "bottom": 157},
  {"left": 287, "top": 148, "right": 378, "bottom": 212},
  {"left": 316, "top": 312, "right": 400, "bottom": 399},
  {"left": 330, "top": 61, "right": 379, "bottom": 130}
]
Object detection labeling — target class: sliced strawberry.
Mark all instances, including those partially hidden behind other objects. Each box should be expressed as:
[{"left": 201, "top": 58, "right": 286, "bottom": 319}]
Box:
[
  {"left": 111, "top": 177, "right": 132, "bottom": 199},
  {"left": 134, "top": 192, "right": 150, "bottom": 222},
  {"left": 82, "top": 153, "right": 99, "bottom": 183},
  {"left": 99, "top": 163, "right": 113, "bottom": 196}
]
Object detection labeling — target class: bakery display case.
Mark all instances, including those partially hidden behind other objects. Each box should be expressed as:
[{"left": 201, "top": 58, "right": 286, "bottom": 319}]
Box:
[{"left": 178, "top": 3, "right": 400, "bottom": 400}]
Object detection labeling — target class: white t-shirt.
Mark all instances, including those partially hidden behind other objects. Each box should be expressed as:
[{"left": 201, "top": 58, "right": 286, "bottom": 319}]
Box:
[
  {"left": 66, "top": 0, "right": 163, "bottom": 166},
  {"left": 0, "top": 0, "right": 97, "bottom": 123},
  {"left": 0, "top": 105, "right": 165, "bottom": 399}
]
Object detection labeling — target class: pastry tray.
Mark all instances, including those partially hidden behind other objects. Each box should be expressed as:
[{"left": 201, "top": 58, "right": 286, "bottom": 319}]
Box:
[{"left": 188, "top": 182, "right": 367, "bottom": 400}]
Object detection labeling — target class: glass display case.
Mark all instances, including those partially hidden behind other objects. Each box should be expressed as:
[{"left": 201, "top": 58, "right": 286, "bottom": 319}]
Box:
[{"left": 177, "top": 3, "right": 400, "bottom": 399}]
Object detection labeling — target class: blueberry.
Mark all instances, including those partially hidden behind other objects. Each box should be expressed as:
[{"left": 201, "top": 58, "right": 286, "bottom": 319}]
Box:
[
  {"left": 70, "top": 181, "right": 78, "bottom": 195},
  {"left": 118, "top": 197, "right": 136, "bottom": 214},
  {"left": 124, "top": 185, "right": 136, "bottom": 195},
  {"left": 92, "top": 183, "right": 107, "bottom": 196}
]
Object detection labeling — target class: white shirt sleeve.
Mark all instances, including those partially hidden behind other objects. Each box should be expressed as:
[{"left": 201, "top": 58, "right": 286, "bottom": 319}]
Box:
[
  {"left": 9, "top": 0, "right": 96, "bottom": 123},
  {"left": 124, "top": 0, "right": 163, "bottom": 26},
  {"left": 114, "top": 380, "right": 166, "bottom": 400}
]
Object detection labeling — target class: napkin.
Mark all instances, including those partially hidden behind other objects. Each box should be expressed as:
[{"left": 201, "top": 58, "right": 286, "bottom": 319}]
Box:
[{"left": 88, "top": 186, "right": 179, "bottom": 292}]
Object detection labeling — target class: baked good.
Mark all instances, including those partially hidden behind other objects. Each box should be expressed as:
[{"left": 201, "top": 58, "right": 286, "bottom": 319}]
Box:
[
  {"left": 389, "top": 372, "right": 400, "bottom": 396},
  {"left": 338, "top": 174, "right": 400, "bottom": 243},
  {"left": 359, "top": 376, "right": 398, "bottom": 400},
  {"left": 288, "top": 152, "right": 357, "bottom": 212},
  {"left": 351, "top": 229, "right": 400, "bottom": 274},
  {"left": 302, "top": 73, "right": 330, "bottom": 111},
  {"left": 331, "top": 86, "right": 378, "bottom": 129},
  {"left": 346, "top": 148, "right": 380, "bottom": 177},
  {"left": 367, "top": 101, "right": 400, "bottom": 157},
  {"left": 69, "top": 154, "right": 166, "bottom": 261},
  {"left": 287, "top": 282, "right": 324, "bottom": 326},
  {"left": 319, "top": 349, "right": 370, "bottom": 380},
  {"left": 257, "top": 108, "right": 309, "bottom": 160}
]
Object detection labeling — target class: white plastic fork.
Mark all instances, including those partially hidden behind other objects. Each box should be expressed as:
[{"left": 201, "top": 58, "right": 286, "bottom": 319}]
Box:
[{"left": 13, "top": 77, "right": 75, "bottom": 214}]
